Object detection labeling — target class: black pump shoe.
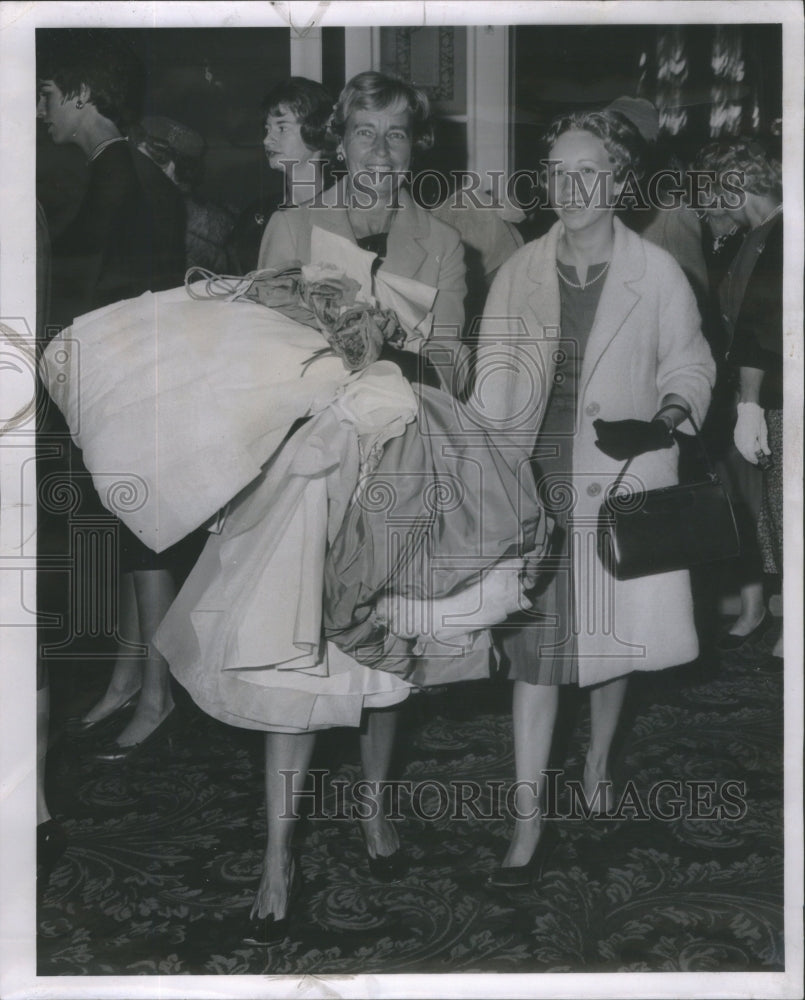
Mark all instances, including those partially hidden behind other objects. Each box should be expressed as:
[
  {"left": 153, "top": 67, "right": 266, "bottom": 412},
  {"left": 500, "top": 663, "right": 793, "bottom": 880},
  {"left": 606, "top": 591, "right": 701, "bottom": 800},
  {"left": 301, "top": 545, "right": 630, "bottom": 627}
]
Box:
[
  {"left": 486, "top": 824, "right": 560, "bottom": 889},
  {"left": 243, "top": 864, "right": 300, "bottom": 946},
  {"left": 366, "top": 847, "right": 409, "bottom": 883},
  {"left": 717, "top": 612, "right": 773, "bottom": 652},
  {"left": 91, "top": 708, "right": 178, "bottom": 763},
  {"left": 358, "top": 822, "right": 409, "bottom": 883},
  {"left": 243, "top": 911, "right": 292, "bottom": 946},
  {"left": 65, "top": 693, "right": 139, "bottom": 738},
  {"left": 37, "top": 819, "right": 68, "bottom": 875}
]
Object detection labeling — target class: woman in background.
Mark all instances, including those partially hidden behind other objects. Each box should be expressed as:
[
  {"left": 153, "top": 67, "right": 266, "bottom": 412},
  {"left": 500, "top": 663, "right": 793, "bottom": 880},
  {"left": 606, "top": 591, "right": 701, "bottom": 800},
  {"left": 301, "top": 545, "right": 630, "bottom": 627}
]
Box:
[
  {"left": 130, "top": 115, "right": 237, "bottom": 274},
  {"left": 473, "top": 108, "right": 715, "bottom": 885},
  {"left": 229, "top": 76, "right": 333, "bottom": 273},
  {"left": 694, "top": 139, "right": 783, "bottom": 660},
  {"left": 36, "top": 29, "right": 199, "bottom": 762}
]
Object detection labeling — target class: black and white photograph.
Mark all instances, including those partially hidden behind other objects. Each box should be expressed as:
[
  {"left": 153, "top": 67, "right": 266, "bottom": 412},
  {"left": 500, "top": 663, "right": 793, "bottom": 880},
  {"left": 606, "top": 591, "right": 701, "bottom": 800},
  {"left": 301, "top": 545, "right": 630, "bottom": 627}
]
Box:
[{"left": 0, "top": 2, "right": 802, "bottom": 997}]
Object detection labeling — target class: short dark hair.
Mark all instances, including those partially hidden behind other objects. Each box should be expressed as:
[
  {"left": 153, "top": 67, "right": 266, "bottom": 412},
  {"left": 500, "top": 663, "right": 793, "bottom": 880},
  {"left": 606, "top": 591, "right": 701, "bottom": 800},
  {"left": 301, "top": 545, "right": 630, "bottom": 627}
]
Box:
[
  {"left": 330, "top": 71, "right": 434, "bottom": 152},
  {"left": 261, "top": 77, "right": 334, "bottom": 152},
  {"left": 36, "top": 29, "right": 145, "bottom": 131},
  {"left": 694, "top": 138, "right": 782, "bottom": 200},
  {"left": 543, "top": 108, "right": 647, "bottom": 183}
]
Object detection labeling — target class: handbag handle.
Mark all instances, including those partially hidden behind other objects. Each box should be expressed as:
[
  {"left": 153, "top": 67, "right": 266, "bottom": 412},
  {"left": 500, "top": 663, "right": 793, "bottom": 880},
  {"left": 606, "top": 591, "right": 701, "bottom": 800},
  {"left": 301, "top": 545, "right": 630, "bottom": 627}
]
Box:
[{"left": 608, "top": 405, "right": 718, "bottom": 497}]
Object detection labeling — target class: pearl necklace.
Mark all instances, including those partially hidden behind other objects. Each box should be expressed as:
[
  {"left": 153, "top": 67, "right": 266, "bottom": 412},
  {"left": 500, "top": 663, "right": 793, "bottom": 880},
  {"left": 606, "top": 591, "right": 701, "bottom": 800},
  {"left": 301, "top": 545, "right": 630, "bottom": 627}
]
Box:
[{"left": 556, "top": 260, "right": 610, "bottom": 290}]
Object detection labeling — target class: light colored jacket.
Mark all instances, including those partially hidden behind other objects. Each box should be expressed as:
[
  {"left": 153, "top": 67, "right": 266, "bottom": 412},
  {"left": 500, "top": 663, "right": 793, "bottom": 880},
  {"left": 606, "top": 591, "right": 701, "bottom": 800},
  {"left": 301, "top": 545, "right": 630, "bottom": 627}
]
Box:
[
  {"left": 473, "top": 217, "right": 716, "bottom": 684},
  {"left": 258, "top": 180, "right": 467, "bottom": 392}
]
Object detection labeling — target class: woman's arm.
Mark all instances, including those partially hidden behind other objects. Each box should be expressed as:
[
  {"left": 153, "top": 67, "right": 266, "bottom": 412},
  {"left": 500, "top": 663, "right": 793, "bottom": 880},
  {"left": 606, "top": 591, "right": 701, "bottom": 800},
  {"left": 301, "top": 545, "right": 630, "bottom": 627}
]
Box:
[
  {"left": 733, "top": 366, "right": 771, "bottom": 464},
  {"left": 257, "top": 209, "right": 301, "bottom": 271},
  {"left": 655, "top": 260, "right": 716, "bottom": 431},
  {"left": 654, "top": 393, "right": 695, "bottom": 431},
  {"left": 595, "top": 256, "right": 717, "bottom": 462}
]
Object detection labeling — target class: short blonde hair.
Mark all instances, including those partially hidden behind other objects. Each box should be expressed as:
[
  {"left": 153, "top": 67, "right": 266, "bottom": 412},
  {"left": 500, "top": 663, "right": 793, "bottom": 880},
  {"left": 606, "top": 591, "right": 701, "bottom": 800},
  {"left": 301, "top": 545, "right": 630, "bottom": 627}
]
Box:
[
  {"left": 330, "top": 71, "right": 434, "bottom": 151},
  {"left": 543, "top": 109, "right": 647, "bottom": 183}
]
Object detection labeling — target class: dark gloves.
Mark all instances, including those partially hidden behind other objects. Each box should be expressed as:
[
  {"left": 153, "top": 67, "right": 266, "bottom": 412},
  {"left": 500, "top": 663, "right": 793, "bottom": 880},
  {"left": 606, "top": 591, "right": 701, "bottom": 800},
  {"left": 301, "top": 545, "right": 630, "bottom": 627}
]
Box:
[{"left": 593, "top": 418, "right": 674, "bottom": 462}]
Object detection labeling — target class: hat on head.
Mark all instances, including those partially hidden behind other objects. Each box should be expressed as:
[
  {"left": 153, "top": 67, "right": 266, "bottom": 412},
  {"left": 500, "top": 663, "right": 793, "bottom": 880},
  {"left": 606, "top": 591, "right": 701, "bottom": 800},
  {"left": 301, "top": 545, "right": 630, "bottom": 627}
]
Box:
[
  {"left": 140, "top": 116, "right": 205, "bottom": 161},
  {"left": 607, "top": 96, "right": 660, "bottom": 143}
]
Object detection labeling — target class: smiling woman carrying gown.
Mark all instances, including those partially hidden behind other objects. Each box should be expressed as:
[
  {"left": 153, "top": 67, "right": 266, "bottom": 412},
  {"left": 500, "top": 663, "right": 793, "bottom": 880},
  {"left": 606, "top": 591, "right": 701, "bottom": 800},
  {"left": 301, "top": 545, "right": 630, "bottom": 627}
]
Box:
[{"left": 42, "top": 71, "right": 547, "bottom": 946}]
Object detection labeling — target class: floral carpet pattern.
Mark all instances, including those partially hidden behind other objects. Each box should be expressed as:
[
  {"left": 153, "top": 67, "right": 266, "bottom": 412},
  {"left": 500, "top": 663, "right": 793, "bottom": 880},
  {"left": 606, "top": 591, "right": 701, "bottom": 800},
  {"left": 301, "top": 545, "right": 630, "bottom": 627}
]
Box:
[{"left": 38, "top": 625, "right": 784, "bottom": 976}]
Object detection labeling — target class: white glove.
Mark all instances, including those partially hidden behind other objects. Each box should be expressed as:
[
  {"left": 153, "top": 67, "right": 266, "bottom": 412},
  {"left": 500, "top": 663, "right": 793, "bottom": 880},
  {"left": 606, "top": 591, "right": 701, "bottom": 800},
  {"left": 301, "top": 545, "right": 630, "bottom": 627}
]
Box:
[{"left": 734, "top": 401, "right": 770, "bottom": 465}]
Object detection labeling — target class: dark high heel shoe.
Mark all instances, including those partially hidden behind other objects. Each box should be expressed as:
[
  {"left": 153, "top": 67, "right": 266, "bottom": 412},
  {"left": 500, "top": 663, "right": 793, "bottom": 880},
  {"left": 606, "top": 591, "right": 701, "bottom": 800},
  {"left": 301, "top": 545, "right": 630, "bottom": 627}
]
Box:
[
  {"left": 366, "top": 847, "right": 409, "bottom": 883},
  {"left": 358, "top": 823, "right": 409, "bottom": 883},
  {"left": 91, "top": 708, "right": 178, "bottom": 763},
  {"left": 37, "top": 819, "right": 67, "bottom": 874},
  {"left": 243, "top": 911, "right": 292, "bottom": 946},
  {"left": 243, "top": 863, "right": 300, "bottom": 946},
  {"left": 65, "top": 693, "right": 139, "bottom": 738},
  {"left": 716, "top": 611, "right": 773, "bottom": 652},
  {"left": 486, "top": 824, "right": 559, "bottom": 889}
]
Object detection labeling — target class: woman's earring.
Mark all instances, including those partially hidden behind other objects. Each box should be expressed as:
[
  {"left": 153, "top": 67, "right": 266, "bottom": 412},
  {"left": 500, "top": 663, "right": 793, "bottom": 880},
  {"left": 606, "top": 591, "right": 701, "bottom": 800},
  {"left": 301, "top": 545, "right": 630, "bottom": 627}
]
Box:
[
  {"left": 75, "top": 100, "right": 84, "bottom": 109},
  {"left": 336, "top": 150, "right": 344, "bottom": 162}
]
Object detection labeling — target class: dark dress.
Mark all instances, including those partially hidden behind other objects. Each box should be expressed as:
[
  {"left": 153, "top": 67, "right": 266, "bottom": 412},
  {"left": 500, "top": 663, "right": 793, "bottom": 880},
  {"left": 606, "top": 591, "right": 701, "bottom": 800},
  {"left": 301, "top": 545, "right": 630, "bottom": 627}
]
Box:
[
  {"left": 42, "top": 139, "right": 201, "bottom": 575},
  {"left": 49, "top": 141, "right": 185, "bottom": 328},
  {"left": 723, "top": 213, "right": 783, "bottom": 574},
  {"left": 501, "top": 260, "right": 607, "bottom": 685}
]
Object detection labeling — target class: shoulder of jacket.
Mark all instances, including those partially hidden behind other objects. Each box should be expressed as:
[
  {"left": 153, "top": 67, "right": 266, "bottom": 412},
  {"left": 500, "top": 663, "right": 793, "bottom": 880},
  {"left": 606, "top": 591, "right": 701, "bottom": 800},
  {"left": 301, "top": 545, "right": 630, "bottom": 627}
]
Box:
[
  {"left": 428, "top": 209, "right": 460, "bottom": 243},
  {"left": 632, "top": 230, "right": 691, "bottom": 295},
  {"left": 416, "top": 200, "right": 459, "bottom": 247},
  {"left": 496, "top": 234, "right": 545, "bottom": 279}
]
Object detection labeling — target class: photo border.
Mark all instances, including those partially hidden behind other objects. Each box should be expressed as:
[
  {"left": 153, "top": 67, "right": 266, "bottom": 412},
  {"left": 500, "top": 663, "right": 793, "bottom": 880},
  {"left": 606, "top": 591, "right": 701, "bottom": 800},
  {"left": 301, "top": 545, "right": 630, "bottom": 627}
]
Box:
[{"left": 1, "top": 2, "right": 802, "bottom": 997}]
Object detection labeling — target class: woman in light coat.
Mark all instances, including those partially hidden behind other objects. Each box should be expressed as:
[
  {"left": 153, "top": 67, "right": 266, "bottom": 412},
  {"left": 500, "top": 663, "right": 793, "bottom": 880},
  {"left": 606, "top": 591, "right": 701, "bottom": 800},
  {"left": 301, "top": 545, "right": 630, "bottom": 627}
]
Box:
[{"left": 471, "top": 109, "right": 716, "bottom": 886}]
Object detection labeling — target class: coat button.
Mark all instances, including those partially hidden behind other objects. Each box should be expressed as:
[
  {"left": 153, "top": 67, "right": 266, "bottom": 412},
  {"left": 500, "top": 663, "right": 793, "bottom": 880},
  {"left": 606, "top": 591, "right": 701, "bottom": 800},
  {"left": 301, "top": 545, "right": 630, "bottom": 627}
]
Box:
[
  {"left": 587, "top": 483, "right": 602, "bottom": 497},
  {"left": 585, "top": 402, "right": 600, "bottom": 416}
]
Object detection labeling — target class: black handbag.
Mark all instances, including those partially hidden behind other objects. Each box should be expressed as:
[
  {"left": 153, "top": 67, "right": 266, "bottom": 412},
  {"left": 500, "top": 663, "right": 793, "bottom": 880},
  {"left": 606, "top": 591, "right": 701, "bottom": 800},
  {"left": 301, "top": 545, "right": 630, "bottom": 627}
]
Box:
[{"left": 597, "top": 409, "right": 740, "bottom": 580}]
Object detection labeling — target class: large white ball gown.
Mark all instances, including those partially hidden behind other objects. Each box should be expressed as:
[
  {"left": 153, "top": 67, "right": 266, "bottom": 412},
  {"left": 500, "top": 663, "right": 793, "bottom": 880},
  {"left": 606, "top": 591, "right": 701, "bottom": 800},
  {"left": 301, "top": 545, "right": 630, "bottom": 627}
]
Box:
[{"left": 41, "top": 256, "right": 547, "bottom": 733}]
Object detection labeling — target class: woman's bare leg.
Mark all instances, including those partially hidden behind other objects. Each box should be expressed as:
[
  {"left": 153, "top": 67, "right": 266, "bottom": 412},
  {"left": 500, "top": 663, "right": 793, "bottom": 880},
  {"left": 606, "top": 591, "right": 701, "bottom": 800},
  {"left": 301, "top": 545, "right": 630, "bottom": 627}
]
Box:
[
  {"left": 252, "top": 731, "right": 317, "bottom": 920},
  {"left": 358, "top": 706, "right": 401, "bottom": 858},
  {"left": 113, "top": 569, "right": 175, "bottom": 746},
  {"left": 502, "top": 680, "right": 560, "bottom": 867},
  {"left": 728, "top": 579, "right": 767, "bottom": 635},
  {"left": 79, "top": 571, "right": 143, "bottom": 724},
  {"left": 584, "top": 674, "right": 628, "bottom": 808}
]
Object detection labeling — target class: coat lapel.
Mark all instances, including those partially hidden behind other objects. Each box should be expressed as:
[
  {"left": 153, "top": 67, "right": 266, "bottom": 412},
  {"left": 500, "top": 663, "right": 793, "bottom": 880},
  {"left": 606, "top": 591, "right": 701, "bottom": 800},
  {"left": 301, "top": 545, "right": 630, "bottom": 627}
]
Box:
[
  {"left": 524, "top": 224, "right": 562, "bottom": 427},
  {"left": 526, "top": 222, "right": 562, "bottom": 332},
  {"left": 578, "top": 217, "right": 644, "bottom": 394},
  {"left": 386, "top": 188, "right": 428, "bottom": 279},
  {"left": 314, "top": 183, "right": 428, "bottom": 279}
]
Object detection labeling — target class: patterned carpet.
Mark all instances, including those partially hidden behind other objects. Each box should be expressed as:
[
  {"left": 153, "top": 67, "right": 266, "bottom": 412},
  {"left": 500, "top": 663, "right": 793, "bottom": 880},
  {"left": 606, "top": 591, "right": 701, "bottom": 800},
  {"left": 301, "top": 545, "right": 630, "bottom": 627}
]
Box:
[{"left": 37, "top": 615, "right": 784, "bottom": 976}]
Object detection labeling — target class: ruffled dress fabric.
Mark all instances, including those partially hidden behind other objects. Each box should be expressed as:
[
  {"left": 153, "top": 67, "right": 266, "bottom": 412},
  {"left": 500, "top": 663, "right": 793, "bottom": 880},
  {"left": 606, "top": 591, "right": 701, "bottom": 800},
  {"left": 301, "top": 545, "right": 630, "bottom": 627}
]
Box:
[
  {"left": 154, "top": 371, "right": 420, "bottom": 732},
  {"left": 324, "top": 383, "right": 544, "bottom": 687},
  {"left": 154, "top": 373, "right": 544, "bottom": 732},
  {"left": 41, "top": 285, "right": 361, "bottom": 553},
  {"left": 42, "top": 283, "right": 546, "bottom": 733}
]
